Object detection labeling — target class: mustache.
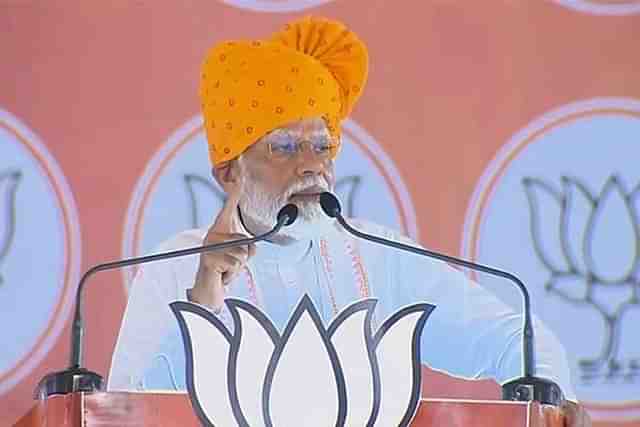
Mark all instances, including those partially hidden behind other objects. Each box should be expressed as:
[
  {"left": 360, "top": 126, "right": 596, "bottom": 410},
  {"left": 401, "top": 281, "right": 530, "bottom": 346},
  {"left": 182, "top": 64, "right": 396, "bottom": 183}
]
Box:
[{"left": 284, "top": 177, "right": 330, "bottom": 199}]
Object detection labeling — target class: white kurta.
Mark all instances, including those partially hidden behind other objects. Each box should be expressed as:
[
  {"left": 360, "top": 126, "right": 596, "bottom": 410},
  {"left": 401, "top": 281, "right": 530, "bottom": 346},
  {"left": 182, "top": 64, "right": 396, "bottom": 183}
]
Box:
[{"left": 108, "top": 219, "right": 576, "bottom": 400}]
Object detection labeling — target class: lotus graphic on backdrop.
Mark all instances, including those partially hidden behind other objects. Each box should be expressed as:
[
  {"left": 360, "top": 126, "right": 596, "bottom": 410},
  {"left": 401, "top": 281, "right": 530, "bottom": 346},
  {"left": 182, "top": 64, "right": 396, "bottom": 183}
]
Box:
[
  {"left": 171, "top": 295, "right": 434, "bottom": 427},
  {"left": 523, "top": 174, "right": 640, "bottom": 382},
  {"left": 0, "top": 169, "right": 22, "bottom": 287}
]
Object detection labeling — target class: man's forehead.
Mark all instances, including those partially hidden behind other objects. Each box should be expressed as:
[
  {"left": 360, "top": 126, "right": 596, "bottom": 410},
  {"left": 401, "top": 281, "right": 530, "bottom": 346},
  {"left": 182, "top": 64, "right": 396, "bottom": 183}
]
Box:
[
  {"left": 275, "top": 117, "right": 329, "bottom": 135},
  {"left": 245, "top": 116, "right": 333, "bottom": 155}
]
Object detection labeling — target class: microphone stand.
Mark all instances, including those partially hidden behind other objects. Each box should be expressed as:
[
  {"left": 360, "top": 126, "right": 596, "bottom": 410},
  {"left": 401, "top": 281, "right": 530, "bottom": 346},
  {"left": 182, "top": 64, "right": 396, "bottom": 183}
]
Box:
[
  {"left": 319, "top": 192, "right": 563, "bottom": 405},
  {"left": 35, "top": 204, "right": 298, "bottom": 399}
]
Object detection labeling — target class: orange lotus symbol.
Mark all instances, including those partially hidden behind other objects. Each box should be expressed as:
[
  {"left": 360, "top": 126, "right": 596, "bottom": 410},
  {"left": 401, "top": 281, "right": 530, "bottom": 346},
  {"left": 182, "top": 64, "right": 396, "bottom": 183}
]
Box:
[{"left": 523, "top": 175, "right": 640, "bottom": 382}]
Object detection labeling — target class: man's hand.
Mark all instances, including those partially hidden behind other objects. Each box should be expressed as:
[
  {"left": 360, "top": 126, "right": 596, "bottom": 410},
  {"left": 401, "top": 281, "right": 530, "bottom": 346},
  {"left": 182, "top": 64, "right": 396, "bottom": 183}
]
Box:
[
  {"left": 188, "top": 179, "right": 255, "bottom": 311},
  {"left": 561, "top": 400, "right": 591, "bottom": 427},
  {"left": 544, "top": 400, "right": 592, "bottom": 427}
]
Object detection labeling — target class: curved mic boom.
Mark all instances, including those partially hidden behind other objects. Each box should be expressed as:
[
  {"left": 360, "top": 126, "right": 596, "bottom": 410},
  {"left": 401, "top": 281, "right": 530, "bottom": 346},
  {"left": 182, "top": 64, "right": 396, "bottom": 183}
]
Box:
[
  {"left": 319, "top": 192, "right": 563, "bottom": 405},
  {"left": 35, "top": 204, "right": 298, "bottom": 398}
]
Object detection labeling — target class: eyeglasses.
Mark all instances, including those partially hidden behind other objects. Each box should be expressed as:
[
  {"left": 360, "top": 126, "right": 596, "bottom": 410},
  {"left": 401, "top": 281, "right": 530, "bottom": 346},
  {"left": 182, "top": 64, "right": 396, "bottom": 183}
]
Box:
[{"left": 262, "top": 130, "right": 339, "bottom": 160}]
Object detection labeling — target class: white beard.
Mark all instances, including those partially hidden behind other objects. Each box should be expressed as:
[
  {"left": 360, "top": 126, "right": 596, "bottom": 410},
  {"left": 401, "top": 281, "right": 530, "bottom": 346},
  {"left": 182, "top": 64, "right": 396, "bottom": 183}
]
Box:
[{"left": 238, "top": 165, "right": 336, "bottom": 242}]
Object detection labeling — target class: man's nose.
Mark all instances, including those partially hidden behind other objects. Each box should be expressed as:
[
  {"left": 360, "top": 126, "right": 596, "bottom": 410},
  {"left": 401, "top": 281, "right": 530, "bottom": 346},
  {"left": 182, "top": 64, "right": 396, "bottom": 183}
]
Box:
[{"left": 294, "top": 149, "right": 327, "bottom": 177}]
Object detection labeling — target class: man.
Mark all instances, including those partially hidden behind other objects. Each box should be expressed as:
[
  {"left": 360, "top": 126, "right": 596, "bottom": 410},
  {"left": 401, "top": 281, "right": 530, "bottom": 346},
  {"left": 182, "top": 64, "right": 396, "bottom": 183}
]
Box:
[{"left": 109, "top": 16, "right": 590, "bottom": 426}]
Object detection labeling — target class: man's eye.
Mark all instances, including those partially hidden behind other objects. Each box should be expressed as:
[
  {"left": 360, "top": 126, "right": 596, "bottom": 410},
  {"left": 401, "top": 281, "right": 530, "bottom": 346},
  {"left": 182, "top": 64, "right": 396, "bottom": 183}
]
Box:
[
  {"left": 313, "top": 136, "right": 335, "bottom": 152},
  {"left": 273, "top": 142, "right": 298, "bottom": 153}
]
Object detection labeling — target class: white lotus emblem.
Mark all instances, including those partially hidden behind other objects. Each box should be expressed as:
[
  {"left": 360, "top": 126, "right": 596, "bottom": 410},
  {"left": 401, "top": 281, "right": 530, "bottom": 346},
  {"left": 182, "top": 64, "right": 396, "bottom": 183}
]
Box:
[{"left": 171, "top": 295, "right": 435, "bottom": 426}]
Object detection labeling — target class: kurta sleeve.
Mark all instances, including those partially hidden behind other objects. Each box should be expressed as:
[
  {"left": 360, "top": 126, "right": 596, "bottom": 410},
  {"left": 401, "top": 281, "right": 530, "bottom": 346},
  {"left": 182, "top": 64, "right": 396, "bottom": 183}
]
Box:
[
  {"left": 386, "top": 233, "right": 577, "bottom": 401},
  {"left": 107, "top": 258, "right": 182, "bottom": 391}
]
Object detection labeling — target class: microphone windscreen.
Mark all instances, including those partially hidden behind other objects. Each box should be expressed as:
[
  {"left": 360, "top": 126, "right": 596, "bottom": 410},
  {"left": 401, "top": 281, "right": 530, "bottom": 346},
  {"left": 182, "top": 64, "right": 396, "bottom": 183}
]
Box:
[
  {"left": 277, "top": 204, "right": 299, "bottom": 226},
  {"left": 319, "top": 192, "right": 341, "bottom": 218}
]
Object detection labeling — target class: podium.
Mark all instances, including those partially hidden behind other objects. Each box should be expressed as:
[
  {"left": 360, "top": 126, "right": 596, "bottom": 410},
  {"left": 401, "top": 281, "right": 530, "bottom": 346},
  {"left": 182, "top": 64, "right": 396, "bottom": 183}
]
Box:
[{"left": 15, "top": 392, "right": 563, "bottom": 426}]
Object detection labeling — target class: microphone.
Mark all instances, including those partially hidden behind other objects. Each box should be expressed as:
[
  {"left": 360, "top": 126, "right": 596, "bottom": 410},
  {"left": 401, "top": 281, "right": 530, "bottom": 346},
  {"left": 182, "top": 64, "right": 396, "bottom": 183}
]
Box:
[
  {"left": 319, "top": 192, "right": 563, "bottom": 405},
  {"left": 35, "top": 204, "right": 299, "bottom": 399}
]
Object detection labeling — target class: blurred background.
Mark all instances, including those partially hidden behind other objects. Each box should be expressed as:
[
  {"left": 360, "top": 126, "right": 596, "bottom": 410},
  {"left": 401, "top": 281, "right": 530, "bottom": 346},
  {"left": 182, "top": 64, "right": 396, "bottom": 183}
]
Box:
[{"left": 1, "top": 1, "right": 639, "bottom": 425}]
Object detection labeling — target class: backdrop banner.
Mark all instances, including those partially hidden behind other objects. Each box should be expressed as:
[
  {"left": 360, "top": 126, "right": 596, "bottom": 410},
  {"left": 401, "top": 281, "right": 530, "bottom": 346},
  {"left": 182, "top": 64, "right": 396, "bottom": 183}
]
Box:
[{"left": 1, "top": 2, "right": 639, "bottom": 425}]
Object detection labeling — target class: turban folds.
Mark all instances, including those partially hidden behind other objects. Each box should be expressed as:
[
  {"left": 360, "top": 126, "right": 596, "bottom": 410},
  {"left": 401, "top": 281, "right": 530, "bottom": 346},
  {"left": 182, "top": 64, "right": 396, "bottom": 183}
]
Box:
[{"left": 199, "top": 16, "right": 369, "bottom": 165}]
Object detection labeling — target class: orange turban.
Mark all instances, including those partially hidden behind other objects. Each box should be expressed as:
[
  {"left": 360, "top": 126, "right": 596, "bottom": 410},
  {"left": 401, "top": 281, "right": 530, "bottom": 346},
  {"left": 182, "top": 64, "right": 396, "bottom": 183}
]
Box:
[{"left": 199, "top": 16, "right": 369, "bottom": 165}]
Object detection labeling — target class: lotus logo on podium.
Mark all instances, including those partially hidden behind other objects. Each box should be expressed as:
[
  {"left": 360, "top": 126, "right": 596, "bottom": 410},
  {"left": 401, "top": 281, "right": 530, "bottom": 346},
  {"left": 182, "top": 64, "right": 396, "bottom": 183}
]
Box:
[{"left": 171, "top": 295, "right": 434, "bottom": 427}]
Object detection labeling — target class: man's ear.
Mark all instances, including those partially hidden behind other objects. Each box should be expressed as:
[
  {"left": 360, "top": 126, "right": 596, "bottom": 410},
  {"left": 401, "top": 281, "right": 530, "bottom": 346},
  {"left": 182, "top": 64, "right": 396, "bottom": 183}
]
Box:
[{"left": 211, "top": 159, "right": 240, "bottom": 192}]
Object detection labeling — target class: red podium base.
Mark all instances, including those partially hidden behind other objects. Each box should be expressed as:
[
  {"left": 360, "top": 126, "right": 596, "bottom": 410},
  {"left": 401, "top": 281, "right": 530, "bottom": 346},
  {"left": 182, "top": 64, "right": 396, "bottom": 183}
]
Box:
[{"left": 15, "top": 392, "right": 563, "bottom": 426}]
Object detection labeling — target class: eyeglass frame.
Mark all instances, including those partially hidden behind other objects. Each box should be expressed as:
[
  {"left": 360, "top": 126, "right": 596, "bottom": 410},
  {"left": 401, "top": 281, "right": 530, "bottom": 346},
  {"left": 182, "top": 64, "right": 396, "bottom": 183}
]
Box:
[{"left": 257, "top": 128, "right": 341, "bottom": 160}]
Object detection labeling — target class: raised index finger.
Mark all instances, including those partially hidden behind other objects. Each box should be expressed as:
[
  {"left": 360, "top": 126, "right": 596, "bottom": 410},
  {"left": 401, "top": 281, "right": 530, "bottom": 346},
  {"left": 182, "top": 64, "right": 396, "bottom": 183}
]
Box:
[{"left": 212, "top": 177, "right": 245, "bottom": 234}]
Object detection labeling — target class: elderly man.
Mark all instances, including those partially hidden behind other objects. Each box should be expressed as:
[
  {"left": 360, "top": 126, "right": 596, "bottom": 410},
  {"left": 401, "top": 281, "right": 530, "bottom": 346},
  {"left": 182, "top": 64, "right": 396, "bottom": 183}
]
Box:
[{"left": 109, "top": 16, "right": 590, "bottom": 426}]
